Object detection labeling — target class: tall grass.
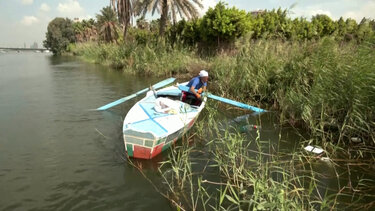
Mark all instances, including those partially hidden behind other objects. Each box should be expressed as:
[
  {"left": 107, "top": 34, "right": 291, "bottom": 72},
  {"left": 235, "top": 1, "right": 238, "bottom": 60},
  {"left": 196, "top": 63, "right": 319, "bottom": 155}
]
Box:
[
  {"left": 74, "top": 38, "right": 375, "bottom": 209},
  {"left": 155, "top": 107, "right": 375, "bottom": 210},
  {"left": 71, "top": 41, "right": 207, "bottom": 77},
  {"left": 71, "top": 38, "right": 375, "bottom": 144},
  {"left": 211, "top": 38, "right": 375, "bottom": 145}
]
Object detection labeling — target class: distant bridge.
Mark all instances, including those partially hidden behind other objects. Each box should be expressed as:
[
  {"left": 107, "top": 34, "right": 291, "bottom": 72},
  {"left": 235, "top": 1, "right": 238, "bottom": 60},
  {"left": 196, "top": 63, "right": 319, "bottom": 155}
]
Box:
[{"left": 0, "top": 47, "right": 49, "bottom": 51}]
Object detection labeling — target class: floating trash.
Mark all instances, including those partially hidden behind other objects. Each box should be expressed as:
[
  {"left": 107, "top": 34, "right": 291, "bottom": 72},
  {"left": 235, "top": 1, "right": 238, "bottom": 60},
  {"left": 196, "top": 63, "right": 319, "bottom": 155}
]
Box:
[
  {"left": 350, "top": 137, "right": 362, "bottom": 143},
  {"left": 240, "top": 124, "right": 261, "bottom": 132},
  {"left": 319, "top": 157, "right": 331, "bottom": 161},
  {"left": 304, "top": 145, "right": 324, "bottom": 154}
]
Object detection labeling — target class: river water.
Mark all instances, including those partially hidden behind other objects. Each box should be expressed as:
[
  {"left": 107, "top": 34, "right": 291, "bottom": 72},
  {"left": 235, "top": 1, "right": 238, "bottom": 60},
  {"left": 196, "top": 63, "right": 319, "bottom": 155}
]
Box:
[
  {"left": 1, "top": 51, "right": 373, "bottom": 210},
  {"left": 0, "top": 52, "right": 171, "bottom": 210}
]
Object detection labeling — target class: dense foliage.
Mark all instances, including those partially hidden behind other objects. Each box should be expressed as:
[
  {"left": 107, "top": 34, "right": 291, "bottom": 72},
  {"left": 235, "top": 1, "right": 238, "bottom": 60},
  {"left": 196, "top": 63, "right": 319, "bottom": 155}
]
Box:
[
  {"left": 46, "top": 3, "right": 375, "bottom": 54},
  {"left": 96, "top": 6, "right": 119, "bottom": 43},
  {"left": 200, "top": 2, "right": 251, "bottom": 45},
  {"left": 133, "top": 0, "right": 203, "bottom": 36},
  {"left": 167, "top": 3, "right": 375, "bottom": 47},
  {"left": 43, "top": 18, "right": 76, "bottom": 55},
  {"left": 72, "top": 19, "right": 97, "bottom": 43}
]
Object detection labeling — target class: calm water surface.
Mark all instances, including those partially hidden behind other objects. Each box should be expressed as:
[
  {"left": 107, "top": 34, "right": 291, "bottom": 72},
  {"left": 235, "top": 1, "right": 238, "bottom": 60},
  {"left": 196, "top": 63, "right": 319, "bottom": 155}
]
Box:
[{"left": 0, "top": 52, "right": 171, "bottom": 210}]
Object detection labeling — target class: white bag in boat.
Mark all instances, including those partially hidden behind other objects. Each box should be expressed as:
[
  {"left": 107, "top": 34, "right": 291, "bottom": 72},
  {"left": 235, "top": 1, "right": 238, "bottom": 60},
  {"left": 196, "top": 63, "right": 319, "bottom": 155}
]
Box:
[{"left": 154, "top": 97, "right": 181, "bottom": 114}]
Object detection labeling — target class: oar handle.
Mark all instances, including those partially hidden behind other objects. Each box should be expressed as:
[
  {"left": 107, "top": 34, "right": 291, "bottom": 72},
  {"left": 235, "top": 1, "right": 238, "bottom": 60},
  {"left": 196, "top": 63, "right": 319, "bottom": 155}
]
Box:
[{"left": 178, "top": 85, "right": 266, "bottom": 113}]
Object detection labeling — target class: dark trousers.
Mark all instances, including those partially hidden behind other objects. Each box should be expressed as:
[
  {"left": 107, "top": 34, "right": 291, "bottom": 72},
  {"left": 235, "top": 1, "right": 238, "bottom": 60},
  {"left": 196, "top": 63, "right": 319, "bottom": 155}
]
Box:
[{"left": 182, "top": 91, "right": 201, "bottom": 106}]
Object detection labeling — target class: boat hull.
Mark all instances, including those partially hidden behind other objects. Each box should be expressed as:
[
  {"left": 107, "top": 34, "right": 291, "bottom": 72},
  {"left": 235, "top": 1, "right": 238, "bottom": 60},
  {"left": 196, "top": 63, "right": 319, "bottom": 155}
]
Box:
[
  {"left": 124, "top": 116, "right": 198, "bottom": 159},
  {"left": 123, "top": 83, "right": 204, "bottom": 159}
]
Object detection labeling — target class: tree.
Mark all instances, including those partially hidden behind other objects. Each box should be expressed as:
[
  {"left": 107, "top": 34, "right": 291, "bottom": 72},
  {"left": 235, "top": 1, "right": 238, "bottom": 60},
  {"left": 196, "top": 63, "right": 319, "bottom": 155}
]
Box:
[
  {"left": 254, "top": 8, "right": 293, "bottom": 39},
  {"left": 357, "top": 18, "right": 373, "bottom": 42},
  {"left": 136, "top": 17, "right": 149, "bottom": 30},
  {"left": 291, "top": 17, "right": 314, "bottom": 40},
  {"left": 96, "top": 6, "right": 119, "bottom": 43},
  {"left": 97, "top": 6, "right": 118, "bottom": 26},
  {"left": 345, "top": 18, "right": 358, "bottom": 41},
  {"left": 335, "top": 17, "right": 346, "bottom": 41},
  {"left": 134, "top": 0, "right": 203, "bottom": 37},
  {"left": 200, "top": 2, "right": 251, "bottom": 46},
  {"left": 73, "top": 19, "right": 98, "bottom": 42},
  {"left": 167, "top": 19, "right": 201, "bottom": 46},
  {"left": 44, "top": 18, "right": 75, "bottom": 55},
  {"left": 311, "top": 14, "right": 336, "bottom": 37},
  {"left": 111, "top": 0, "right": 133, "bottom": 39}
]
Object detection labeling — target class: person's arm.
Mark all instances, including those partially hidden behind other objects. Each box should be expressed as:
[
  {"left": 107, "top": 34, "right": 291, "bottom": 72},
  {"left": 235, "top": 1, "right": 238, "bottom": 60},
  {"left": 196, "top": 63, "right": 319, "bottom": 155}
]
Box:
[
  {"left": 190, "top": 86, "right": 201, "bottom": 99},
  {"left": 197, "top": 86, "right": 206, "bottom": 95}
]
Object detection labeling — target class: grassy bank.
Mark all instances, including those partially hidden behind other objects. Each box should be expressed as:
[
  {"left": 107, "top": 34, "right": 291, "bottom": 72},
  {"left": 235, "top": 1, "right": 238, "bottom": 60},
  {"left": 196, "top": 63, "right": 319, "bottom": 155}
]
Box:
[
  {"left": 212, "top": 38, "right": 375, "bottom": 145},
  {"left": 70, "top": 41, "right": 208, "bottom": 77},
  {"left": 70, "top": 38, "right": 375, "bottom": 145},
  {"left": 150, "top": 107, "right": 375, "bottom": 210},
  {"left": 72, "top": 39, "right": 375, "bottom": 209}
]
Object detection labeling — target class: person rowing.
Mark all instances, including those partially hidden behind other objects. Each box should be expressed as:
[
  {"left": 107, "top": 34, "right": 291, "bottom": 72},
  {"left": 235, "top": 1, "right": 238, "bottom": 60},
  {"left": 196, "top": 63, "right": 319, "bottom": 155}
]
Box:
[{"left": 182, "top": 70, "right": 208, "bottom": 106}]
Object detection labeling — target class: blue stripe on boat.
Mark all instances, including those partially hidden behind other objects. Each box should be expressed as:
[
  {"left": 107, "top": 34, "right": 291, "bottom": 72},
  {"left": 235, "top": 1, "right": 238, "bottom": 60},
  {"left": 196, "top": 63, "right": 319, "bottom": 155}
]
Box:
[
  {"left": 139, "top": 103, "right": 168, "bottom": 133},
  {"left": 130, "top": 114, "right": 169, "bottom": 125}
]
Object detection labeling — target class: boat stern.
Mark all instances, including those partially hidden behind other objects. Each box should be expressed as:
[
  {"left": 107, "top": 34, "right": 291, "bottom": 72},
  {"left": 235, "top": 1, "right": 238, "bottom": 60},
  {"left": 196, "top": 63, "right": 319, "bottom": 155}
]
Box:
[{"left": 123, "top": 127, "right": 188, "bottom": 159}]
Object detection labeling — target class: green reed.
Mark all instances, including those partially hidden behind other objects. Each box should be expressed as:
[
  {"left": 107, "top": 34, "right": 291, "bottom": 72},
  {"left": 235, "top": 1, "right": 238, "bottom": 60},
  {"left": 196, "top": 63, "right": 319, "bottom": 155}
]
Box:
[
  {"left": 71, "top": 41, "right": 207, "bottom": 77},
  {"left": 153, "top": 104, "right": 375, "bottom": 210},
  {"left": 210, "top": 38, "right": 375, "bottom": 145},
  {"left": 72, "top": 38, "right": 375, "bottom": 144}
]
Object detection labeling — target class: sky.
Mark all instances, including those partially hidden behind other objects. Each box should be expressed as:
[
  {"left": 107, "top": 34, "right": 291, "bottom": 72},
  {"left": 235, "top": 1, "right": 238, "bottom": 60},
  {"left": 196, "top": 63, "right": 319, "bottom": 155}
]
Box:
[{"left": 0, "top": 0, "right": 374, "bottom": 48}]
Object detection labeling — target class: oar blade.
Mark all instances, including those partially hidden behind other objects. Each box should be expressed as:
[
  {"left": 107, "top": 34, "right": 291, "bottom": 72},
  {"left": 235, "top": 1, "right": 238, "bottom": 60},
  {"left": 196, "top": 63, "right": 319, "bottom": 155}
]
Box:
[
  {"left": 96, "top": 78, "right": 176, "bottom": 111},
  {"left": 96, "top": 94, "right": 137, "bottom": 111},
  {"left": 207, "top": 93, "right": 266, "bottom": 113},
  {"left": 152, "top": 77, "right": 176, "bottom": 90}
]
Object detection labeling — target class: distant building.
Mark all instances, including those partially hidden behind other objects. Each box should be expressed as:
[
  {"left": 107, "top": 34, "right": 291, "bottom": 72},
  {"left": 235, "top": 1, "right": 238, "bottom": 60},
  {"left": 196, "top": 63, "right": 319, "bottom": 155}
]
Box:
[
  {"left": 30, "top": 42, "right": 38, "bottom": 49},
  {"left": 73, "top": 18, "right": 80, "bottom": 23}
]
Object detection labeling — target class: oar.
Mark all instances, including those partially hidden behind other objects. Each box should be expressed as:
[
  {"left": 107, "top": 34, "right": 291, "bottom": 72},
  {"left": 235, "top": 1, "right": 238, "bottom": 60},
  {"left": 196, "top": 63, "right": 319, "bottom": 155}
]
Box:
[
  {"left": 178, "top": 85, "right": 266, "bottom": 113},
  {"left": 97, "top": 78, "right": 176, "bottom": 111}
]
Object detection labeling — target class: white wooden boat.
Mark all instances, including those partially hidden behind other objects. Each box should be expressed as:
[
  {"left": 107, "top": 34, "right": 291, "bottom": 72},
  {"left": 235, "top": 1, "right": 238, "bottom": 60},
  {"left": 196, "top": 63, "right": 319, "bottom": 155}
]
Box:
[{"left": 122, "top": 83, "right": 206, "bottom": 159}]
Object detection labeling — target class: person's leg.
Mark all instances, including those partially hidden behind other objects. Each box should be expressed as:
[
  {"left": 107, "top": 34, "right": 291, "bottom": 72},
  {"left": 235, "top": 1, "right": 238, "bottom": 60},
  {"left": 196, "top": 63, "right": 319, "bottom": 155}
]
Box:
[
  {"left": 184, "top": 92, "right": 196, "bottom": 105},
  {"left": 194, "top": 99, "right": 202, "bottom": 106},
  {"left": 181, "top": 91, "right": 187, "bottom": 102}
]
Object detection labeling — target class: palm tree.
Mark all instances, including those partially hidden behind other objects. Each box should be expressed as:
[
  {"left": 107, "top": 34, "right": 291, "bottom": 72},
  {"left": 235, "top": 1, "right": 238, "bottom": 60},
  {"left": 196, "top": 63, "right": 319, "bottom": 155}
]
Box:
[
  {"left": 116, "top": 0, "right": 133, "bottom": 39},
  {"left": 73, "top": 19, "right": 98, "bottom": 42},
  {"left": 110, "top": 0, "right": 117, "bottom": 13},
  {"left": 97, "top": 6, "right": 117, "bottom": 26},
  {"left": 96, "top": 6, "right": 119, "bottom": 43},
  {"left": 109, "top": 0, "right": 133, "bottom": 39},
  {"left": 134, "top": 0, "right": 203, "bottom": 37}
]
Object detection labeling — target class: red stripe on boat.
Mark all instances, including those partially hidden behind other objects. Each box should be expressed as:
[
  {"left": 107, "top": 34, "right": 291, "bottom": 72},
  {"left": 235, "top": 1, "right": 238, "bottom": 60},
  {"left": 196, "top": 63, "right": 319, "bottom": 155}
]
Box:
[
  {"left": 151, "top": 143, "right": 164, "bottom": 158},
  {"left": 188, "top": 118, "right": 196, "bottom": 129},
  {"left": 133, "top": 145, "right": 152, "bottom": 159}
]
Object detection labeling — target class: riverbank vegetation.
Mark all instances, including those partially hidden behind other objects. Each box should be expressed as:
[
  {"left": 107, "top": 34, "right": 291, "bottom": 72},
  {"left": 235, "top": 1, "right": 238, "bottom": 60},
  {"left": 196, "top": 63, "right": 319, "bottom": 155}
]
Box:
[
  {"left": 44, "top": 1, "right": 375, "bottom": 209},
  {"left": 147, "top": 109, "right": 375, "bottom": 210}
]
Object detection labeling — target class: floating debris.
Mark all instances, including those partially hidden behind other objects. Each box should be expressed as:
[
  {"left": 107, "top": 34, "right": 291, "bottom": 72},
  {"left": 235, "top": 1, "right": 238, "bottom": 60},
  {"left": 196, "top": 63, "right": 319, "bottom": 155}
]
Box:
[
  {"left": 319, "top": 157, "right": 331, "bottom": 161},
  {"left": 240, "top": 124, "right": 261, "bottom": 132},
  {"left": 350, "top": 137, "right": 362, "bottom": 143},
  {"left": 304, "top": 145, "right": 324, "bottom": 154},
  {"left": 229, "top": 114, "right": 252, "bottom": 124}
]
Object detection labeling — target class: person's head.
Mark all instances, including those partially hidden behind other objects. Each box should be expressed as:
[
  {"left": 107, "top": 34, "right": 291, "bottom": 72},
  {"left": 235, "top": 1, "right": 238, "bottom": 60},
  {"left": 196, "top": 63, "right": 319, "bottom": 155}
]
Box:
[{"left": 199, "top": 70, "right": 209, "bottom": 83}]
